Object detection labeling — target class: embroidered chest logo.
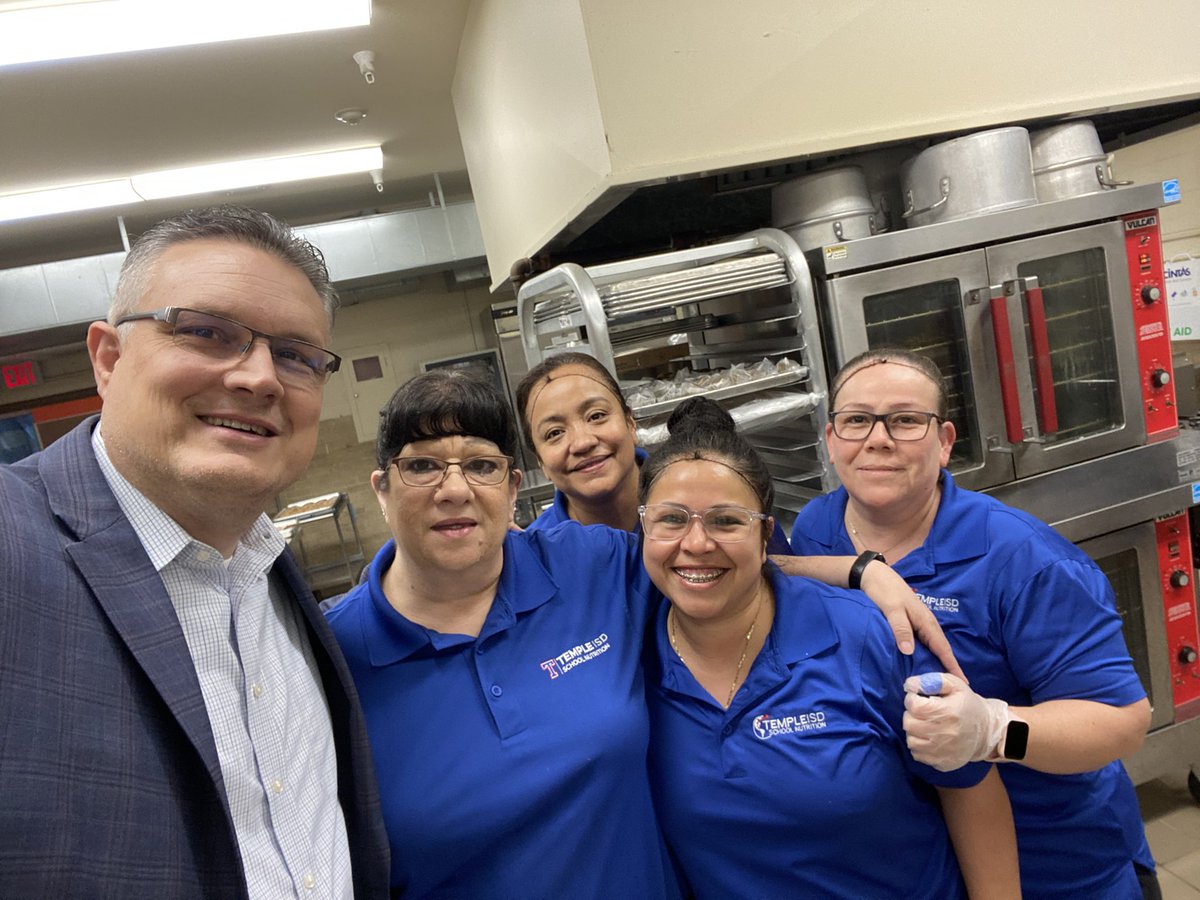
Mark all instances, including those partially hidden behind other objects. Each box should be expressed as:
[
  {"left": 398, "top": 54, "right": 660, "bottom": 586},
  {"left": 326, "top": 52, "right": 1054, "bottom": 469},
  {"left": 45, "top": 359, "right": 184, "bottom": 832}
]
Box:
[
  {"left": 540, "top": 632, "right": 611, "bottom": 679},
  {"left": 917, "top": 591, "right": 960, "bottom": 613},
  {"left": 752, "top": 710, "right": 827, "bottom": 740}
]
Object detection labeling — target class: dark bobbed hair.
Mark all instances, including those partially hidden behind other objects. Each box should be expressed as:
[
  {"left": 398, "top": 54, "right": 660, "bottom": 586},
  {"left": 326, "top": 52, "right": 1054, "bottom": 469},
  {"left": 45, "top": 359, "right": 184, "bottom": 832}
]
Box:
[
  {"left": 830, "top": 348, "right": 949, "bottom": 419},
  {"left": 375, "top": 370, "right": 520, "bottom": 483},
  {"left": 112, "top": 205, "right": 338, "bottom": 326},
  {"left": 515, "top": 351, "right": 633, "bottom": 455},
  {"left": 639, "top": 397, "right": 775, "bottom": 518}
]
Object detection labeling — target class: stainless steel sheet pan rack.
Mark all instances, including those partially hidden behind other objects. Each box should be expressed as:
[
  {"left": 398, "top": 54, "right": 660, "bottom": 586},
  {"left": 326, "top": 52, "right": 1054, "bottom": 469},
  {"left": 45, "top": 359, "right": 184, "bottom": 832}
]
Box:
[{"left": 517, "top": 228, "right": 837, "bottom": 524}]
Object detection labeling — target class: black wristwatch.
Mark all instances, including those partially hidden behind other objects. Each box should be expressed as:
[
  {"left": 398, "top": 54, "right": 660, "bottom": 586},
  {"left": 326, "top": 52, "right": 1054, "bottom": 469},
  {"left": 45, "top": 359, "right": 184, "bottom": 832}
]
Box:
[
  {"left": 1001, "top": 718, "right": 1030, "bottom": 761},
  {"left": 848, "top": 550, "right": 886, "bottom": 591}
]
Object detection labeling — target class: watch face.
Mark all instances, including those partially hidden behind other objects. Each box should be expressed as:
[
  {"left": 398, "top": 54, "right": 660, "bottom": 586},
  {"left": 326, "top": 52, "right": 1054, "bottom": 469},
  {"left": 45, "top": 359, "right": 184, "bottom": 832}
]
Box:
[{"left": 1003, "top": 720, "right": 1030, "bottom": 761}]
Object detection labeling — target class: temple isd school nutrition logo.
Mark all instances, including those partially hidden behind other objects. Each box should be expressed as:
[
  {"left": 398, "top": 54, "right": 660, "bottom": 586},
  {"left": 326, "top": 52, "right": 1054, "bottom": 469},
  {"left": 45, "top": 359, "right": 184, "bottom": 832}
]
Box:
[
  {"left": 540, "top": 633, "right": 610, "bottom": 679},
  {"left": 752, "top": 710, "right": 827, "bottom": 740}
]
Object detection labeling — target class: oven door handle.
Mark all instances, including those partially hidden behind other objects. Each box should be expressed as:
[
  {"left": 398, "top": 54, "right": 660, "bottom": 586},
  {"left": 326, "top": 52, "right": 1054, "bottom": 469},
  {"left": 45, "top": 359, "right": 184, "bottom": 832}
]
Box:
[
  {"left": 988, "top": 285, "right": 1025, "bottom": 445},
  {"left": 1017, "top": 276, "right": 1060, "bottom": 436}
]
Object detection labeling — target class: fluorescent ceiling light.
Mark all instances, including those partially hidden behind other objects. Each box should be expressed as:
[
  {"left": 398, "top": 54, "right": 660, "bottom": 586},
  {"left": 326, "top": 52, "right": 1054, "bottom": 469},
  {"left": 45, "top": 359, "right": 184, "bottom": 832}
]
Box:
[
  {"left": 0, "top": 0, "right": 371, "bottom": 67},
  {"left": 0, "top": 180, "right": 143, "bottom": 223},
  {"left": 0, "top": 146, "right": 383, "bottom": 222},
  {"left": 132, "top": 146, "right": 384, "bottom": 200}
]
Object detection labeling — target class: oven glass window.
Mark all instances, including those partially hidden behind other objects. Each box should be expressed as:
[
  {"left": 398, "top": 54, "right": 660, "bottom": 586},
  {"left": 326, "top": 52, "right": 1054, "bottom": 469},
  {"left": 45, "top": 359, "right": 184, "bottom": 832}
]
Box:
[
  {"left": 862, "top": 280, "right": 979, "bottom": 469},
  {"left": 1095, "top": 547, "right": 1153, "bottom": 700},
  {"left": 1017, "top": 248, "right": 1122, "bottom": 444}
]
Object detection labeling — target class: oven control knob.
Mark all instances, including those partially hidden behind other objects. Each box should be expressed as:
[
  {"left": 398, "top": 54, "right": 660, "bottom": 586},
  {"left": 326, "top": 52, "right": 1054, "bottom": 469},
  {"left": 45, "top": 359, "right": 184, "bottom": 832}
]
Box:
[
  {"left": 1181, "top": 646, "right": 1199, "bottom": 666},
  {"left": 1171, "top": 569, "right": 1190, "bottom": 588},
  {"left": 1151, "top": 368, "right": 1172, "bottom": 389},
  {"left": 1142, "top": 285, "right": 1162, "bottom": 303}
]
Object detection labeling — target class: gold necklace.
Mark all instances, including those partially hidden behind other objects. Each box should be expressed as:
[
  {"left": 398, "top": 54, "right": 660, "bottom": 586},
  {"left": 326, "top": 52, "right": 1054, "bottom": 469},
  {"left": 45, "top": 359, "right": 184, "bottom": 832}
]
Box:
[
  {"left": 669, "top": 588, "right": 765, "bottom": 708},
  {"left": 845, "top": 518, "right": 909, "bottom": 560}
]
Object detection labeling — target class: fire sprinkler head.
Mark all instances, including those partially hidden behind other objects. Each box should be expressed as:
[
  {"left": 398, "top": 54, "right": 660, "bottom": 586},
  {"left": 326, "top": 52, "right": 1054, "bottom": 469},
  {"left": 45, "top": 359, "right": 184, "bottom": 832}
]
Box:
[
  {"left": 370, "top": 169, "right": 384, "bottom": 193},
  {"left": 353, "top": 50, "right": 376, "bottom": 85},
  {"left": 334, "top": 107, "right": 368, "bottom": 125}
]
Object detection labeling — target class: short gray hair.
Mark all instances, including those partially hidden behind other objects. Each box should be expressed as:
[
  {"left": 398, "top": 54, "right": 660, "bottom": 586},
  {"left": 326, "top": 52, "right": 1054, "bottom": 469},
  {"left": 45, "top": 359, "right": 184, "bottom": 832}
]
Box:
[{"left": 109, "top": 205, "right": 339, "bottom": 326}]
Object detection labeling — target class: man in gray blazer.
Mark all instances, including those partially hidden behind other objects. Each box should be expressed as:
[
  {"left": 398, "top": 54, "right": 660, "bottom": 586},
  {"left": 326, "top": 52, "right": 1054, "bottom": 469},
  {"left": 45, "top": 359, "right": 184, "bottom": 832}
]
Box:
[{"left": 0, "top": 206, "right": 389, "bottom": 898}]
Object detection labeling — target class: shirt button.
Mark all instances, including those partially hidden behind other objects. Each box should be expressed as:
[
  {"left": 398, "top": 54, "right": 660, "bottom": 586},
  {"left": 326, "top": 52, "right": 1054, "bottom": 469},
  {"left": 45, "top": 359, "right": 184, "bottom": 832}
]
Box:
[
  {"left": 490, "top": 684, "right": 503, "bottom": 697},
  {"left": 271, "top": 779, "right": 284, "bottom": 794},
  {"left": 721, "top": 724, "right": 733, "bottom": 736},
  {"left": 251, "top": 683, "right": 263, "bottom": 699},
  {"left": 302, "top": 873, "right": 316, "bottom": 890}
]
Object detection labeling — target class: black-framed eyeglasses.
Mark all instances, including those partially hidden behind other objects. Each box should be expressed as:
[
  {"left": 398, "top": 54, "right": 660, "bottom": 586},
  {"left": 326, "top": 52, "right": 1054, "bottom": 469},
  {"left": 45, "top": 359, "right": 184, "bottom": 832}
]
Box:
[
  {"left": 114, "top": 307, "right": 341, "bottom": 387},
  {"left": 391, "top": 455, "right": 514, "bottom": 487},
  {"left": 638, "top": 502, "right": 770, "bottom": 543},
  {"left": 829, "top": 410, "right": 941, "bottom": 442}
]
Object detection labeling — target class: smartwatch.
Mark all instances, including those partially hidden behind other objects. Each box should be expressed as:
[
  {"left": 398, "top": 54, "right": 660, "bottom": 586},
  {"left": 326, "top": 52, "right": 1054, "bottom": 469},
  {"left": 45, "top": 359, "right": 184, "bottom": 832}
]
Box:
[
  {"left": 848, "top": 550, "right": 886, "bottom": 591},
  {"left": 1000, "top": 718, "right": 1030, "bottom": 761}
]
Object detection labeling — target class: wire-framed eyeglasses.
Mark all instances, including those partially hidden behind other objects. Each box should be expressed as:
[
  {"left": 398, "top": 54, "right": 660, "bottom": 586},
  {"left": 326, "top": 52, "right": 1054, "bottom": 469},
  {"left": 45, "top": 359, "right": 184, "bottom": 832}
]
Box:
[
  {"left": 638, "top": 502, "right": 770, "bottom": 543},
  {"left": 391, "top": 455, "right": 514, "bottom": 487},
  {"left": 114, "top": 307, "right": 341, "bottom": 387},
  {"left": 829, "top": 410, "right": 941, "bottom": 442}
]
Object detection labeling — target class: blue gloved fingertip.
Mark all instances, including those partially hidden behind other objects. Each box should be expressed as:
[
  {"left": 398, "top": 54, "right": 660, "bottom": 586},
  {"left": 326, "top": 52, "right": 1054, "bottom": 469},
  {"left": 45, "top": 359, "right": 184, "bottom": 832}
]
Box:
[{"left": 918, "top": 672, "right": 943, "bottom": 695}]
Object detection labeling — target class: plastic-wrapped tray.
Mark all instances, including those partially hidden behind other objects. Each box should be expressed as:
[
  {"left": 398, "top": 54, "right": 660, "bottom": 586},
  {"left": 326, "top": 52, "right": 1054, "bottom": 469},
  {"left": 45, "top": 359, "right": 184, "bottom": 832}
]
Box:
[
  {"left": 273, "top": 492, "right": 342, "bottom": 524},
  {"left": 630, "top": 370, "right": 806, "bottom": 419}
]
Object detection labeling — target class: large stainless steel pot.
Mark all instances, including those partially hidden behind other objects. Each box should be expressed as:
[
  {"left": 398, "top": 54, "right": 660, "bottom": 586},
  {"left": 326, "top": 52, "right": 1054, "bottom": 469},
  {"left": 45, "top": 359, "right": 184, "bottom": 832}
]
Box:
[
  {"left": 838, "top": 143, "right": 925, "bottom": 234},
  {"left": 772, "top": 166, "right": 878, "bottom": 249},
  {"left": 1030, "top": 120, "right": 1132, "bottom": 201},
  {"left": 900, "top": 127, "right": 1037, "bottom": 227}
]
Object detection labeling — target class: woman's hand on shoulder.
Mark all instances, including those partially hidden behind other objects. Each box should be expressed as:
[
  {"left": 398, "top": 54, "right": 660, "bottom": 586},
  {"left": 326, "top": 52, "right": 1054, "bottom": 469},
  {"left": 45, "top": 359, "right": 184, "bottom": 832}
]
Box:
[{"left": 858, "top": 561, "right": 965, "bottom": 680}]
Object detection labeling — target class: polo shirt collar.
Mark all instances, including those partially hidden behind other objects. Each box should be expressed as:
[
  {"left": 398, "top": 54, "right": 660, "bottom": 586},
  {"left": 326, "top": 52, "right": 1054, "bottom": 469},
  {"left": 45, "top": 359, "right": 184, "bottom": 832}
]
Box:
[
  {"left": 916, "top": 470, "right": 990, "bottom": 567},
  {"left": 763, "top": 567, "right": 839, "bottom": 665},
  {"left": 364, "top": 531, "right": 560, "bottom": 665}
]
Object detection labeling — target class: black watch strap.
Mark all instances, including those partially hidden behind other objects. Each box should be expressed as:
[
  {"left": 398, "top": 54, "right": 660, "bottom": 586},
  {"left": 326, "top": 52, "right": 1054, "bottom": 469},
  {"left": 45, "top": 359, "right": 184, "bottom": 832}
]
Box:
[{"left": 848, "top": 550, "right": 886, "bottom": 590}]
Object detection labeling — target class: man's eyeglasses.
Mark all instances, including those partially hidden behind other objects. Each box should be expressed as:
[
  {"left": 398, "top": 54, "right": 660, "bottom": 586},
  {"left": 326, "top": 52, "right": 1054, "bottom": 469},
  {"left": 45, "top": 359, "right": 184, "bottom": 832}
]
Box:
[
  {"left": 638, "top": 503, "right": 770, "bottom": 543},
  {"left": 391, "top": 455, "right": 514, "bottom": 487},
  {"left": 114, "top": 307, "right": 341, "bottom": 387},
  {"left": 829, "top": 410, "right": 941, "bottom": 442}
]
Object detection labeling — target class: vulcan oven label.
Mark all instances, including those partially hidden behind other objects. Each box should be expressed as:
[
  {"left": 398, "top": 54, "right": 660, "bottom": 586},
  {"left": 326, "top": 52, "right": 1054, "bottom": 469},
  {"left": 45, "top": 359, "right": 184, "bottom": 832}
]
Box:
[
  {"left": 824, "top": 245, "right": 848, "bottom": 261},
  {"left": 1125, "top": 215, "right": 1158, "bottom": 231}
]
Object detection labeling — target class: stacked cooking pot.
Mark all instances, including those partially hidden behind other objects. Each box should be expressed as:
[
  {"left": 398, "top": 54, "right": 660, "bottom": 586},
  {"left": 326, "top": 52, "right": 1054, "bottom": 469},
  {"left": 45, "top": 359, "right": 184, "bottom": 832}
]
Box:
[{"left": 772, "top": 120, "right": 1130, "bottom": 246}]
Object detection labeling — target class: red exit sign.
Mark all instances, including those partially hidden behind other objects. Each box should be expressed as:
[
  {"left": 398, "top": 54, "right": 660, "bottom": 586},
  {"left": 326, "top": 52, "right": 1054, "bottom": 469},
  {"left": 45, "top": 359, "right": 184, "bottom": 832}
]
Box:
[{"left": 2, "top": 360, "right": 42, "bottom": 390}]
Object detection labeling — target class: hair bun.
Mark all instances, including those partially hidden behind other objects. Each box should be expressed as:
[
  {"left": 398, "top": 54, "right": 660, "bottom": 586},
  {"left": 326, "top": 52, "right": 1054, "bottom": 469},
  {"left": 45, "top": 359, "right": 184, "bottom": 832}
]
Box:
[{"left": 666, "top": 396, "right": 735, "bottom": 438}]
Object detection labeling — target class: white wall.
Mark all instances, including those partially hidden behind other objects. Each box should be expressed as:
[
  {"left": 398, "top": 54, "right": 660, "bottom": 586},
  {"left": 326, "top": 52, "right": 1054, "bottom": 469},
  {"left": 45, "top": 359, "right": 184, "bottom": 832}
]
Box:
[
  {"left": 1112, "top": 123, "right": 1200, "bottom": 362},
  {"left": 323, "top": 275, "right": 502, "bottom": 421}
]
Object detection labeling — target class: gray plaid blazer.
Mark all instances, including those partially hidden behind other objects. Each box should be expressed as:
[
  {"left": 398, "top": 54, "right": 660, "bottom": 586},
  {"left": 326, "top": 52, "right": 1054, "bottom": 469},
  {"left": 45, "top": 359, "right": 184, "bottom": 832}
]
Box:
[{"left": 0, "top": 417, "right": 389, "bottom": 898}]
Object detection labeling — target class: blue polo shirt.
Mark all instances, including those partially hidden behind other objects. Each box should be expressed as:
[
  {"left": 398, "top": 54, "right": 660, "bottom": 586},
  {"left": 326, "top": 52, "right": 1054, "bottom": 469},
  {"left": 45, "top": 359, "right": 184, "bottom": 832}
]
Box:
[
  {"left": 528, "top": 446, "right": 794, "bottom": 554},
  {"left": 325, "top": 526, "right": 679, "bottom": 899},
  {"left": 790, "top": 471, "right": 1152, "bottom": 898},
  {"left": 647, "top": 567, "right": 984, "bottom": 899}
]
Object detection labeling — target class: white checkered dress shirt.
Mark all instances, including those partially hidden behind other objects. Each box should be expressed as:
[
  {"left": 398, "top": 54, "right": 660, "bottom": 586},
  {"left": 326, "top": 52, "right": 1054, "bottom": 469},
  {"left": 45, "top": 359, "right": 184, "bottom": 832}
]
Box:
[{"left": 93, "top": 430, "right": 353, "bottom": 900}]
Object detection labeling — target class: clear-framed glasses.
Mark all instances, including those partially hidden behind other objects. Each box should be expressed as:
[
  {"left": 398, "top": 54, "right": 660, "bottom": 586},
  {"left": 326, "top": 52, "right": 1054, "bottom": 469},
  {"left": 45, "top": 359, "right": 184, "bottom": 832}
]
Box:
[
  {"left": 114, "top": 306, "right": 341, "bottom": 387},
  {"left": 829, "top": 410, "right": 941, "bottom": 442},
  {"left": 638, "top": 502, "right": 770, "bottom": 543},
  {"left": 391, "top": 455, "right": 514, "bottom": 487}
]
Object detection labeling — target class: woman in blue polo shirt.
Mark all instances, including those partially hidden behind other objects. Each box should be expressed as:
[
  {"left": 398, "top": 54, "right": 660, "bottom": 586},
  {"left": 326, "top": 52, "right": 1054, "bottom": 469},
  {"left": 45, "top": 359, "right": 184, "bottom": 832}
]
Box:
[
  {"left": 790, "top": 348, "right": 1156, "bottom": 899},
  {"left": 641, "top": 397, "right": 1018, "bottom": 898},
  {"left": 325, "top": 370, "right": 678, "bottom": 898}
]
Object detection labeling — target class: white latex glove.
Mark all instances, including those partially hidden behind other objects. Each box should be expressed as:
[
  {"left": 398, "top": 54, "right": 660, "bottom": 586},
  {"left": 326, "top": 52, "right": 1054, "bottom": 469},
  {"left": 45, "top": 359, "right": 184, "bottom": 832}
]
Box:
[{"left": 902, "top": 672, "right": 1010, "bottom": 772}]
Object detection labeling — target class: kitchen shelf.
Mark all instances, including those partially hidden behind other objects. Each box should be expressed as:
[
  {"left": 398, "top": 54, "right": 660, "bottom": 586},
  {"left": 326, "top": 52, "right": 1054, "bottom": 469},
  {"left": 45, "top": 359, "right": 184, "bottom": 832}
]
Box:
[
  {"left": 273, "top": 492, "right": 365, "bottom": 594},
  {"left": 517, "top": 228, "right": 838, "bottom": 512},
  {"left": 629, "top": 369, "right": 808, "bottom": 419}
]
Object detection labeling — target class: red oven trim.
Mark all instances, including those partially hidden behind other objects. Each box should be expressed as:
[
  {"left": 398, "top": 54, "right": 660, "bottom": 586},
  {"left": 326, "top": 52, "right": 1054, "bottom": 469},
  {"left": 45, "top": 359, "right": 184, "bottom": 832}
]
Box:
[
  {"left": 1124, "top": 211, "right": 1178, "bottom": 441},
  {"left": 1155, "top": 512, "right": 1200, "bottom": 712}
]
